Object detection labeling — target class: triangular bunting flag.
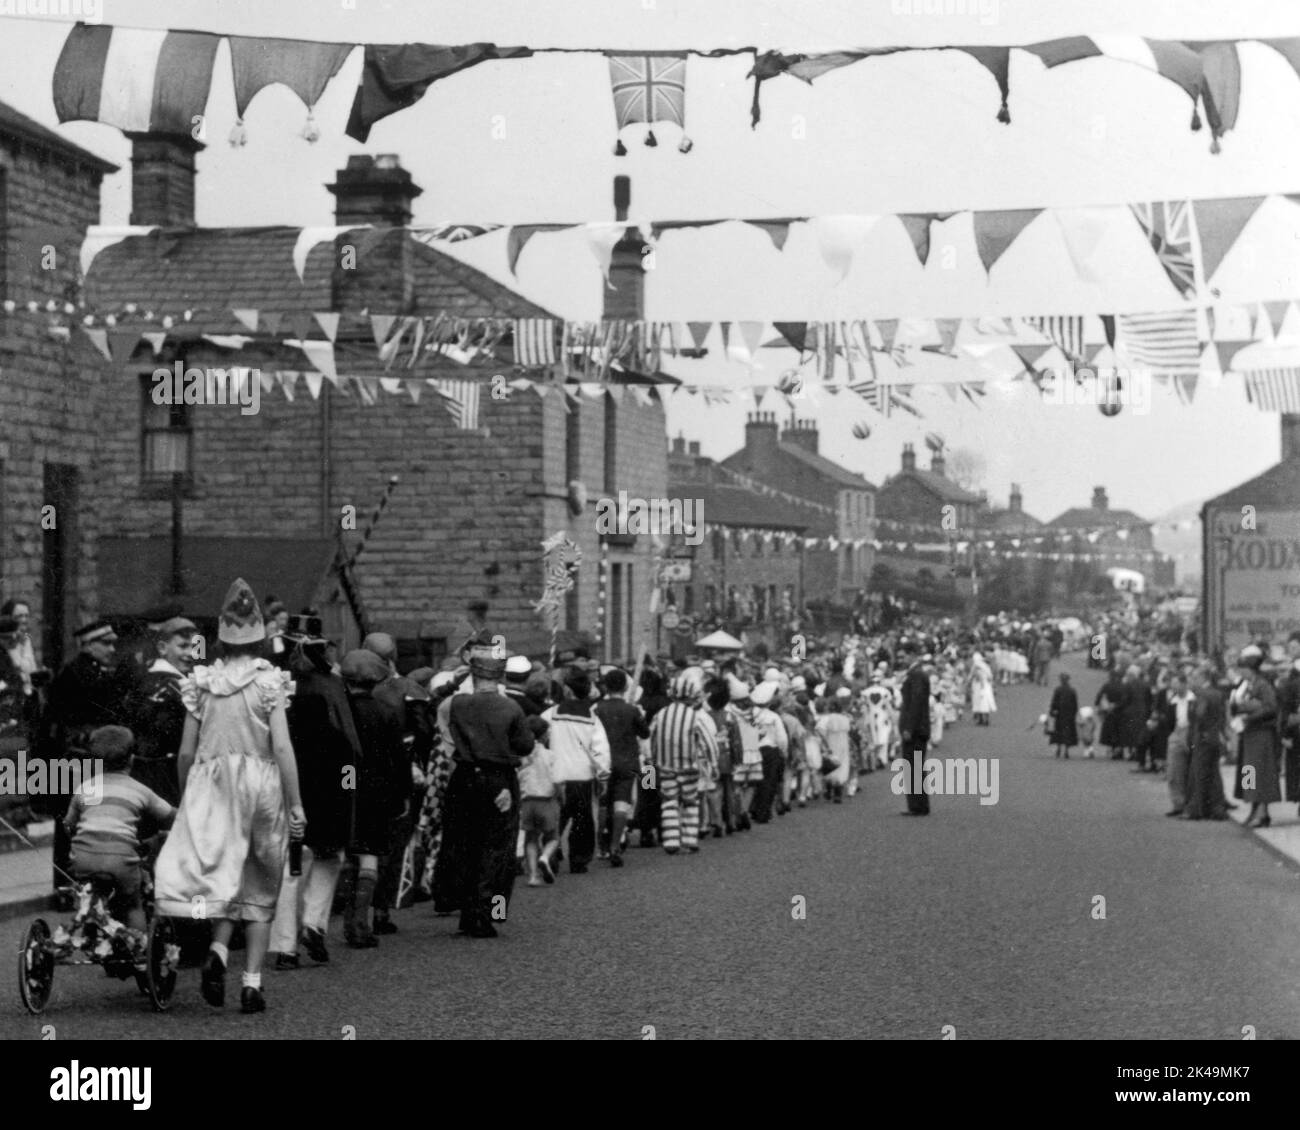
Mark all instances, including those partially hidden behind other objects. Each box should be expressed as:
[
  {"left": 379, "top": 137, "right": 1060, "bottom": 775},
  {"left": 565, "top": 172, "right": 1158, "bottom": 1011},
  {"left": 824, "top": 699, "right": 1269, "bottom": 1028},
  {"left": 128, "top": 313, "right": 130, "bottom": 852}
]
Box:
[
  {"left": 107, "top": 329, "right": 140, "bottom": 365},
  {"left": 277, "top": 371, "right": 298, "bottom": 401},
  {"left": 774, "top": 322, "right": 809, "bottom": 354},
  {"left": 407, "top": 380, "right": 423, "bottom": 404},
  {"left": 290, "top": 339, "right": 337, "bottom": 381},
  {"left": 972, "top": 208, "right": 1041, "bottom": 273},
  {"left": 370, "top": 313, "right": 397, "bottom": 348},
  {"left": 231, "top": 308, "right": 259, "bottom": 333},
  {"left": 506, "top": 224, "right": 571, "bottom": 275},
  {"left": 293, "top": 226, "right": 352, "bottom": 282},
  {"left": 876, "top": 319, "right": 899, "bottom": 353},
  {"left": 314, "top": 312, "right": 341, "bottom": 342},
  {"left": 811, "top": 214, "right": 879, "bottom": 283},
  {"left": 687, "top": 321, "right": 711, "bottom": 351},
  {"left": 745, "top": 219, "right": 794, "bottom": 251},
  {"left": 261, "top": 312, "right": 282, "bottom": 336},
  {"left": 81, "top": 325, "right": 111, "bottom": 361},
  {"left": 141, "top": 331, "right": 167, "bottom": 356},
  {"left": 1191, "top": 196, "right": 1264, "bottom": 280},
  {"left": 1264, "top": 300, "right": 1290, "bottom": 339},
  {"left": 303, "top": 371, "right": 324, "bottom": 400}
]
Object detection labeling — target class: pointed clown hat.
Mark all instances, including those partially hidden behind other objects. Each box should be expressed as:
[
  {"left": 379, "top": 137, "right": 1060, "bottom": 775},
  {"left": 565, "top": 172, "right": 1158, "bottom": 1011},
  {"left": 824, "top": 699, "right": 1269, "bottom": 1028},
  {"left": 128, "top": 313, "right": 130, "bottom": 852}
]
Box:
[{"left": 218, "top": 577, "right": 266, "bottom": 645}]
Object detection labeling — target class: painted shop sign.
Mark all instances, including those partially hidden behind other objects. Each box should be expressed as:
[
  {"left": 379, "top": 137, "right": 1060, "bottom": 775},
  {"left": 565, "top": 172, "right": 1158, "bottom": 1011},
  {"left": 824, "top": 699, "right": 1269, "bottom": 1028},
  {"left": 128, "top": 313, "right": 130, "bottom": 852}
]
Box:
[{"left": 1205, "top": 507, "right": 1300, "bottom": 654}]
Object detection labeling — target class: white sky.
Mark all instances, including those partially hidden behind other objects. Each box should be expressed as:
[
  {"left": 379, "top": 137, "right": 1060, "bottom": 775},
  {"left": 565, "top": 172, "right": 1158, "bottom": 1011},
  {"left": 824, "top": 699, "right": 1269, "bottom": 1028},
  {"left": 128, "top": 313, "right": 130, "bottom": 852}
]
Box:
[{"left": 2, "top": 0, "right": 1299, "bottom": 534}]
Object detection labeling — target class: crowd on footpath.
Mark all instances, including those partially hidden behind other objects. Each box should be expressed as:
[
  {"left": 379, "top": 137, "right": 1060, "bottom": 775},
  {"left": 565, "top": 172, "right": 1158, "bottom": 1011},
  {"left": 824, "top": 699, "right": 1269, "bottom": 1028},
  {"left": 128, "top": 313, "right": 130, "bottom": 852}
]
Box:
[
  {"left": 1041, "top": 608, "right": 1298, "bottom": 829},
  {"left": 0, "top": 579, "right": 1118, "bottom": 1014}
]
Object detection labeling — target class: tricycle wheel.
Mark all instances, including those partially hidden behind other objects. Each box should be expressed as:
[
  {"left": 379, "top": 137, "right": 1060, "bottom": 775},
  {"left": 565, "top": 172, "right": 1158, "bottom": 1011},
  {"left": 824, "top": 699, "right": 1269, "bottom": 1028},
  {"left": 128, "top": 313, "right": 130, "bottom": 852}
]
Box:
[{"left": 18, "top": 918, "right": 54, "bottom": 1015}]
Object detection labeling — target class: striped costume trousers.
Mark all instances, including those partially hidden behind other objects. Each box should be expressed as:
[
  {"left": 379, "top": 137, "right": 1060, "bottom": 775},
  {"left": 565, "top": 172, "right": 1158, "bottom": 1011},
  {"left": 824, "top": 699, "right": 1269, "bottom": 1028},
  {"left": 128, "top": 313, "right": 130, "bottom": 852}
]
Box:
[{"left": 658, "top": 770, "right": 700, "bottom": 853}]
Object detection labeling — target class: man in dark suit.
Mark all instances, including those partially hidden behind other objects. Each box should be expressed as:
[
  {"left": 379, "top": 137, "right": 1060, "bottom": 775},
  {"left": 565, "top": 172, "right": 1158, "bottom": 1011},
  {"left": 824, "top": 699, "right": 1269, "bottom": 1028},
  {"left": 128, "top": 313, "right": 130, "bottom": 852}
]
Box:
[{"left": 899, "top": 657, "right": 932, "bottom": 816}]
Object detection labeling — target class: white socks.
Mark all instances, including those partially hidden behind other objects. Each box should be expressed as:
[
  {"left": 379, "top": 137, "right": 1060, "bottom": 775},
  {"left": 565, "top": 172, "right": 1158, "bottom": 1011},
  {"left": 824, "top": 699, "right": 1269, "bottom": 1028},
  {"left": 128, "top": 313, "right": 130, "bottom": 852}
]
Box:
[
  {"left": 242, "top": 972, "right": 262, "bottom": 989},
  {"left": 209, "top": 942, "right": 229, "bottom": 966}
]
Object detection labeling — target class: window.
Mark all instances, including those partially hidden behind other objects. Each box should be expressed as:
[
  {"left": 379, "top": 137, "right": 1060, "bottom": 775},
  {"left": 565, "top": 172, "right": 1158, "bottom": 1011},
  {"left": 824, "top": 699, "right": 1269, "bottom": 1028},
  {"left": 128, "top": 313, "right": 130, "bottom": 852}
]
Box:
[
  {"left": 603, "top": 392, "right": 617, "bottom": 494},
  {"left": 140, "top": 373, "right": 193, "bottom": 484}
]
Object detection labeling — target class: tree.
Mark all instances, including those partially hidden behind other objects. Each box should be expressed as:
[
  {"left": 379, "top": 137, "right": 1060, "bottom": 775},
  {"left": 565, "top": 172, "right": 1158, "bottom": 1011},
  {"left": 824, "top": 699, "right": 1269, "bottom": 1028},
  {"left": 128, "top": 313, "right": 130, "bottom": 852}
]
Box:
[{"left": 946, "top": 447, "right": 987, "bottom": 493}]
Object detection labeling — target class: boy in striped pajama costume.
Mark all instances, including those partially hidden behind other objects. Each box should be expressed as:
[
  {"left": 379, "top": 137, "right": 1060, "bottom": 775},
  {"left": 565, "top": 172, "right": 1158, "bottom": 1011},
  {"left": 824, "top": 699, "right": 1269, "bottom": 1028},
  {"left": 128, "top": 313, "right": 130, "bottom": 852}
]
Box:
[{"left": 649, "top": 670, "right": 718, "bottom": 855}]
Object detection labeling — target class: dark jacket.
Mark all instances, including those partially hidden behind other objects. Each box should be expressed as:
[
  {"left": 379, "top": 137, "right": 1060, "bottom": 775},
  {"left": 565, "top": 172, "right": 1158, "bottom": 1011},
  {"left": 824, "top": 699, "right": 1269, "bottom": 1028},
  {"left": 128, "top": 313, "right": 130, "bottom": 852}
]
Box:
[
  {"left": 288, "top": 662, "right": 363, "bottom": 854},
  {"left": 347, "top": 686, "right": 412, "bottom": 855},
  {"left": 126, "top": 663, "right": 189, "bottom": 806},
  {"left": 595, "top": 697, "right": 650, "bottom": 777},
  {"left": 899, "top": 668, "right": 931, "bottom": 743}
]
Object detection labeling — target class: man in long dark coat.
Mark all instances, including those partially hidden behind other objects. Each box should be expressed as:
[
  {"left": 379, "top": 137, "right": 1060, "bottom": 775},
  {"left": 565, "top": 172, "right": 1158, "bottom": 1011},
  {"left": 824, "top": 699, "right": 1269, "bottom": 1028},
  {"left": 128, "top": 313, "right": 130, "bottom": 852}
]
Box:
[
  {"left": 899, "top": 657, "right": 932, "bottom": 816},
  {"left": 432, "top": 633, "right": 532, "bottom": 938},
  {"left": 1048, "top": 673, "right": 1079, "bottom": 758}
]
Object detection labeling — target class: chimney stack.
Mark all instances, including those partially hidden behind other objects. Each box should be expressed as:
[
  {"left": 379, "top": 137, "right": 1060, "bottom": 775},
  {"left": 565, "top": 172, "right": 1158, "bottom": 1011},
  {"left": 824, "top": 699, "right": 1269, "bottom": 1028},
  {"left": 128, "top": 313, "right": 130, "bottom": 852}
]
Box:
[
  {"left": 780, "top": 417, "right": 819, "bottom": 455},
  {"left": 327, "top": 154, "right": 423, "bottom": 227},
  {"left": 1010, "top": 483, "right": 1022, "bottom": 512},
  {"left": 127, "top": 131, "right": 203, "bottom": 228},
  {"left": 688, "top": 441, "right": 700, "bottom": 456},
  {"left": 1092, "top": 486, "right": 1109, "bottom": 512},
  {"left": 326, "top": 155, "right": 422, "bottom": 310},
  {"left": 931, "top": 449, "right": 946, "bottom": 477},
  {"left": 671, "top": 434, "right": 686, "bottom": 454},
  {"left": 605, "top": 175, "right": 646, "bottom": 321},
  {"left": 901, "top": 443, "right": 917, "bottom": 472},
  {"left": 745, "top": 412, "right": 780, "bottom": 456}
]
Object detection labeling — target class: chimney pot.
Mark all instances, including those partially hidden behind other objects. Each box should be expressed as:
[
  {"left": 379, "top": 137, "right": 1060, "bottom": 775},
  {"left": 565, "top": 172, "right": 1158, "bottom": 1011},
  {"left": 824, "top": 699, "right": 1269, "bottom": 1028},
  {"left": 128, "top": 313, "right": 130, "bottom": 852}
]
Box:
[
  {"left": 1283, "top": 414, "right": 1300, "bottom": 463},
  {"left": 689, "top": 441, "right": 700, "bottom": 456},
  {"left": 127, "top": 131, "right": 203, "bottom": 228},
  {"left": 327, "top": 154, "right": 423, "bottom": 228},
  {"left": 1092, "top": 486, "right": 1109, "bottom": 512}
]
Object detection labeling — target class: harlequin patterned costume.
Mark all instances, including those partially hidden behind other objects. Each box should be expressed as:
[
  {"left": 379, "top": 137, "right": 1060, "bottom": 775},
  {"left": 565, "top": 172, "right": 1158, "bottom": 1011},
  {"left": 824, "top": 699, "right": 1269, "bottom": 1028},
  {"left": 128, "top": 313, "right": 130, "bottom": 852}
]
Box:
[{"left": 154, "top": 657, "right": 294, "bottom": 922}]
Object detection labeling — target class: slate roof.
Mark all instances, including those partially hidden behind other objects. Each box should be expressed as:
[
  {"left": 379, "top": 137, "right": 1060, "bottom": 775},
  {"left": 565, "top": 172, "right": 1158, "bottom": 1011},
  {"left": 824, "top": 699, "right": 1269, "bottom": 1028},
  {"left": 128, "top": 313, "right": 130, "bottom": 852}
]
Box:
[
  {"left": 0, "top": 100, "right": 117, "bottom": 174},
  {"left": 881, "top": 468, "right": 983, "bottom": 505},
  {"left": 1201, "top": 459, "right": 1300, "bottom": 511},
  {"left": 776, "top": 442, "right": 874, "bottom": 490},
  {"left": 83, "top": 226, "right": 555, "bottom": 331},
  {"left": 1047, "top": 506, "right": 1150, "bottom": 529},
  {"left": 675, "top": 482, "right": 814, "bottom": 531},
  {"left": 981, "top": 507, "right": 1044, "bottom": 532}
]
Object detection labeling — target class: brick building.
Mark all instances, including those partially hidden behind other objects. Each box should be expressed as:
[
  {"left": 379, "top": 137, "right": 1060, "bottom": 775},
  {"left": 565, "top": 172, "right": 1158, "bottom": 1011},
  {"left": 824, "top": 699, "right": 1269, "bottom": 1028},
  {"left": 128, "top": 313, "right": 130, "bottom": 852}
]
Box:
[
  {"left": 876, "top": 443, "right": 983, "bottom": 531},
  {"left": 666, "top": 435, "right": 813, "bottom": 648},
  {"left": 1046, "top": 486, "right": 1176, "bottom": 592},
  {"left": 977, "top": 483, "right": 1044, "bottom": 536},
  {"left": 8, "top": 113, "right": 669, "bottom": 668},
  {"left": 0, "top": 101, "right": 117, "bottom": 669},
  {"left": 719, "top": 414, "right": 874, "bottom": 603}
]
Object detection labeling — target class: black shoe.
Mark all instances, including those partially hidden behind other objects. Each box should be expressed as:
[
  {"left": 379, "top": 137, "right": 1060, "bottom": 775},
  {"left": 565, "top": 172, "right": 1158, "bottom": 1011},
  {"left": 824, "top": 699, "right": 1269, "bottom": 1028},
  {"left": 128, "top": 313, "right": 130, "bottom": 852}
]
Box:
[
  {"left": 301, "top": 927, "right": 330, "bottom": 964},
  {"left": 712, "top": 827, "right": 724, "bottom": 839},
  {"left": 1165, "top": 809, "right": 1184, "bottom": 817},
  {"left": 200, "top": 950, "right": 226, "bottom": 1007},
  {"left": 240, "top": 986, "right": 266, "bottom": 1014},
  {"left": 273, "top": 952, "right": 300, "bottom": 971},
  {"left": 466, "top": 921, "right": 499, "bottom": 938},
  {"left": 372, "top": 916, "right": 398, "bottom": 936},
  {"left": 570, "top": 863, "right": 588, "bottom": 875},
  {"left": 346, "top": 934, "right": 379, "bottom": 950},
  {"left": 609, "top": 852, "right": 625, "bottom": 868}
]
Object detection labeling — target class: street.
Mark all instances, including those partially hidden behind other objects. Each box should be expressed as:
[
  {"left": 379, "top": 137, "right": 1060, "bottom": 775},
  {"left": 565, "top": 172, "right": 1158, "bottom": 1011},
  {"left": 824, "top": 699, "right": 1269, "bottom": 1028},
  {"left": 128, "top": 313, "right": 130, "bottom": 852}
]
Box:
[{"left": 5, "top": 653, "right": 1300, "bottom": 1040}]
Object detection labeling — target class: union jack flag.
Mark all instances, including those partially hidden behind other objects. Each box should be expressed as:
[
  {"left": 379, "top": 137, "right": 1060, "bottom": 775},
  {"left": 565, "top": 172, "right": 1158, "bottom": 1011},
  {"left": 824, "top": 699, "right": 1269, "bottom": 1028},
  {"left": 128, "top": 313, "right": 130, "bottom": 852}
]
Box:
[
  {"left": 608, "top": 53, "right": 688, "bottom": 131},
  {"left": 410, "top": 224, "right": 504, "bottom": 245},
  {"left": 1130, "top": 201, "right": 1198, "bottom": 298}
]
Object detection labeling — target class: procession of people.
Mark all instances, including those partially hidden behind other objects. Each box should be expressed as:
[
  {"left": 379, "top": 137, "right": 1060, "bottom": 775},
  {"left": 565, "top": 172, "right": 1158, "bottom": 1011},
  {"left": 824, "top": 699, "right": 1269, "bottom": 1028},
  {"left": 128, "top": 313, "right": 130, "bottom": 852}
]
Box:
[{"left": 3, "top": 571, "right": 1287, "bottom": 1016}]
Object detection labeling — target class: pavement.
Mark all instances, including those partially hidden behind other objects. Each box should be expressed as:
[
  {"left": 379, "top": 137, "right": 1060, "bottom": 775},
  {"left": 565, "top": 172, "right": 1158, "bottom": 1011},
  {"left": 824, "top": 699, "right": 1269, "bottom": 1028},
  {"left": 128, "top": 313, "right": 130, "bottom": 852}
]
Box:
[{"left": 3, "top": 655, "right": 1300, "bottom": 1039}]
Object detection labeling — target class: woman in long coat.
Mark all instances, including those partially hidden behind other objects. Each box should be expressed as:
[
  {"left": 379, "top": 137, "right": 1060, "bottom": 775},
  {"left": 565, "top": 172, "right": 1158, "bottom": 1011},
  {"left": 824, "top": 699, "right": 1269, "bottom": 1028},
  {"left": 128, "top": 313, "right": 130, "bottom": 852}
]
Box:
[
  {"left": 1048, "top": 673, "right": 1079, "bottom": 758},
  {"left": 1094, "top": 669, "right": 1124, "bottom": 757},
  {"left": 1121, "top": 666, "right": 1153, "bottom": 764},
  {"left": 1231, "top": 646, "right": 1280, "bottom": 827}
]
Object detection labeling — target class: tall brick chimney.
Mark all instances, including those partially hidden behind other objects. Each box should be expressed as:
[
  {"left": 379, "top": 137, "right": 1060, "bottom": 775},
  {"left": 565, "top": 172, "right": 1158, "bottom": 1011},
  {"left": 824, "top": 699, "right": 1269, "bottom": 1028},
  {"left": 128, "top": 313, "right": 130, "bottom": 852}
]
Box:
[
  {"left": 1009, "top": 483, "right": 1023, "bottom": 513},
  {"left": 127, "top": 131, "right": 203, "bottom": 227},
  {"left": 901, "top": 443, "right": 917, "bottom": 472},
  {"left": 327, "top": 154, "right": 423, "bottom": 227},
  {"left": 1283, "top": 414, "right": 1300, "bottom": 462},
  {"left": 781, "top": 418, "right": 819, "bottom": 455},
  {"left": 327, "top": 155, "right": 422, "bottom": 310},
  {"left": 1092, "top": 486, "right": 1109, "bottom": 512},
  {"left": 931, "top": 449, "right": 946, "bottom": 477},
  {"left": 745, "top": 412, "right": 779, "bottom": 460},
  {"left": 605, "top": 175, "right": 646, "bottom": 320}
]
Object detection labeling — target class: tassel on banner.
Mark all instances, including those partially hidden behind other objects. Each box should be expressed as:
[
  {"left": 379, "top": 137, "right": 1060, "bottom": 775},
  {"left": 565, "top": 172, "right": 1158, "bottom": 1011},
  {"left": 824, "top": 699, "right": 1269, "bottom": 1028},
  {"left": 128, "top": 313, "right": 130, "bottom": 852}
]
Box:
[
  {"left": 229, "top": 118, "right": 248, "bottom": 147},
  {"left": 302, "top": 110, "right": 321, "bottom": 143}
]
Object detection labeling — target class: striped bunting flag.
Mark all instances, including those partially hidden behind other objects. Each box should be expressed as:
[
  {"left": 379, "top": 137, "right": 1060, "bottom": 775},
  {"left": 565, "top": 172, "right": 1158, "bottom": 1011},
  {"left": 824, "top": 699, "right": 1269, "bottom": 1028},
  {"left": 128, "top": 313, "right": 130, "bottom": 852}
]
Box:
[
  {"left": 435, "top": 379, "right": 482, "bottom": 430},
  {"left": 1243, "top": 369, "right": 1300, "bottom": 413},
  {"left": 53, "top": 24, "right": 220, "bottom": 134},
  {"left": 1117, "top": 310, "right": 1201, "bottom": 378},
  {"left": 513, "top": 319, "right": 557, "bottom": 367},
  {"left": 1027, "top": 316, "right": 1084, "bottom": 363}
]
